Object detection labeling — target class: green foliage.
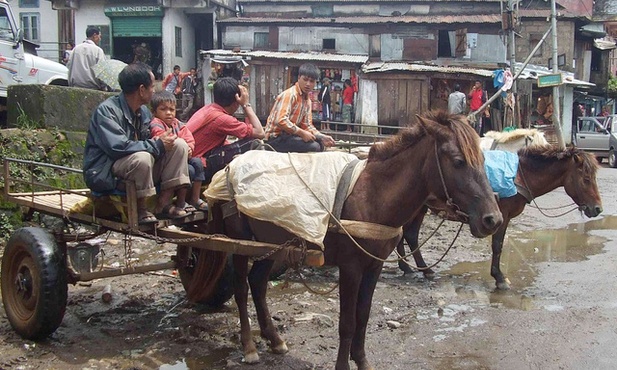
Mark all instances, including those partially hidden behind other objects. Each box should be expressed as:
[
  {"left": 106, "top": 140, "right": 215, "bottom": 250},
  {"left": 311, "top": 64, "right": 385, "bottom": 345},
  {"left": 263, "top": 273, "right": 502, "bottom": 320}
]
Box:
[
  {"left": 15, "top": 103, "right": 42, "bottom": 130},
  {"left": 608, "top": 76, "right": 617, "bottom": 94},
  {"left": 0, "top": 127, "right": 84, "bottom": 234}
]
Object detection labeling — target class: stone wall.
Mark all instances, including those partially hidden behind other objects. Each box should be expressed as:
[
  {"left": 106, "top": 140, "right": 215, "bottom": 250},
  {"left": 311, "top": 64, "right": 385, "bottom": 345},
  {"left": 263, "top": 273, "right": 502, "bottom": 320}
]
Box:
[{"left": 7, "top": 85, "right": 115, "bottom": 131}]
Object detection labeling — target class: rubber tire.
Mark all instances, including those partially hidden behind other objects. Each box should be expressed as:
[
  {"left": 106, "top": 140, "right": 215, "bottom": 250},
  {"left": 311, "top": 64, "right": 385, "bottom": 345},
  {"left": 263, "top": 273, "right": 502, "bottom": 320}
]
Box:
[
  {"left": 177, "top": 247, "right": 234, "bottom": 308},
  {"left": 609, "top": 149, "right": 617, "bottom": 168},
  {"left": 1, "top": 227, "right": 68, "bottom": 340}
]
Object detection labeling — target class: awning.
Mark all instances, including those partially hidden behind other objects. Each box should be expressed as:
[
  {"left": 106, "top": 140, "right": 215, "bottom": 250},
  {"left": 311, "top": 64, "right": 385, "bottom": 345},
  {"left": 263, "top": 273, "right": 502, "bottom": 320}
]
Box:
[
  {"left": 579, "top": 23, "right": 607, "bottom": 38},
  {"left": 594, "top": 39, "right": 617, "bottom": 50}
]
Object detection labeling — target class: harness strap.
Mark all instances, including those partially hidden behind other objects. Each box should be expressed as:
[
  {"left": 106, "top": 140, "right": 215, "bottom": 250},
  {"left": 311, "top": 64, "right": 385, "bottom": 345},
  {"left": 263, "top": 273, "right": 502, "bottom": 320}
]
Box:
[
  {"left": 331, "top": 158, "right": 360, "bottom": 220},
  {"left": 328, "top": 220, "right": 402, "bottom": 240}
]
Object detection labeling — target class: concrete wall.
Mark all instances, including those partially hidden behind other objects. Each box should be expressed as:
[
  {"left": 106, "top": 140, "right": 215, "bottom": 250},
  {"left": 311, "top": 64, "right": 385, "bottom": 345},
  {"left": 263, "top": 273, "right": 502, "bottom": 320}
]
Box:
[
  {"left": 162, "top": 8, "right": 196, "bottom": 74},
  {"left": 13, "top": 0, "right": 61, "bottom": 62},
  {"left": 74, "top": 0, "right": 111, "bottom": 58},
  {"left": 7, "top": 85, "right": 113, "bottom": 131}
]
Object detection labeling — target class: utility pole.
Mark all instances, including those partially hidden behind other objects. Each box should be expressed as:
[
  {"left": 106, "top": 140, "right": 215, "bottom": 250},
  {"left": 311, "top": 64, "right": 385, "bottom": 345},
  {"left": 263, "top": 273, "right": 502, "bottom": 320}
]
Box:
[
  {"left": 551, "top": 0, "right": 565, "bottom": 148},
  {"left": 508, "top": 0, "right": 518, "bottom": 127}
]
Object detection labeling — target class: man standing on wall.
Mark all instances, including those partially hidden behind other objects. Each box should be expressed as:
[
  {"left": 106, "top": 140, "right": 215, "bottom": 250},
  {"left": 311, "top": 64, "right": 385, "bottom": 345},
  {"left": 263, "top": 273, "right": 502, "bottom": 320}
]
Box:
[{"left": 67, "top": 26, "right": 107, "bottom": 91}]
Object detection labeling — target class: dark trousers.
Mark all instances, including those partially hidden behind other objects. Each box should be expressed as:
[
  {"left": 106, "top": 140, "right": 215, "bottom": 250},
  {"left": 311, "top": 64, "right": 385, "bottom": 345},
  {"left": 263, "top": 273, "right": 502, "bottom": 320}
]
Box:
[
  {"left": 188, "top": 157, "right": 205, "bottom": 182},
  {"left": 266, "top": 132, "right": 324, "bottom": 153}
]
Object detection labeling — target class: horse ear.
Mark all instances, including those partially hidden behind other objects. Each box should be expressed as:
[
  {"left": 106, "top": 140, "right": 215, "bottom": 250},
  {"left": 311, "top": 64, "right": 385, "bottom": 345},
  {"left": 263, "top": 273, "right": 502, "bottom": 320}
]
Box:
[{"left": 416, "top": 114, "right": 447, "bottom": 140}]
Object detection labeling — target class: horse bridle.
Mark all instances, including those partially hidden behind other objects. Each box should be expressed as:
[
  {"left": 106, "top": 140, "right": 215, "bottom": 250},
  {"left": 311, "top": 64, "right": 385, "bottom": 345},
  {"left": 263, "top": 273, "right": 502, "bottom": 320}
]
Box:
[{"left": 432, "top": 143, "right": 470, "bottom": 223}]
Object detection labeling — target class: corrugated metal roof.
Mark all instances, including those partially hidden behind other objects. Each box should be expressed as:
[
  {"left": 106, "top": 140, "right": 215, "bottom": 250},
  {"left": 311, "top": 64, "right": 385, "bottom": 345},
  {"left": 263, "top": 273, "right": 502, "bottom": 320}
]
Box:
[
  {"left": 361, "top": 61, "right": 595, "bottom": 87},
  {"left": 240, "top": 0, "right": 502, "bottom": 3},
  {"left": 513, "top": 62, "right": 595, "bottom": 87},
  {"left": 219, "top": 14, "right": 503, "bottom": 24},
  {"left": 200, "top": 49, "right": 369, "bottom": 63},
  {"left": 361, "top": 62, "right": 495, "bottom": 77}
]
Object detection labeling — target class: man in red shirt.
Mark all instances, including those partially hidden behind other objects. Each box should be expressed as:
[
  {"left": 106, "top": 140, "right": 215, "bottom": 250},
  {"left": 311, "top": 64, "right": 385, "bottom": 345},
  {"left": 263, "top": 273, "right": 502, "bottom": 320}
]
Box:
[
  {"left": 186, "top": 77, "right": 264, "bottom": 183},
  {"left": 468, "top": 80, "right": 486, "bottom": 112}
]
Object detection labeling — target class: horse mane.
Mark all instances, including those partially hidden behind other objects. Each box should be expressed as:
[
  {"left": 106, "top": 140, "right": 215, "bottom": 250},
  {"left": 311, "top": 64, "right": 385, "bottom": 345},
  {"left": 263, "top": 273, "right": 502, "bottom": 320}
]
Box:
[
  {"left": 368, "top": 110, "right": 483, "bottom": 169},
  {"left": 518, "top": 145, "right": 599, "bottom": 177},
  {"left": 485, "top": 129, "right": 548, "bottom": 146}
]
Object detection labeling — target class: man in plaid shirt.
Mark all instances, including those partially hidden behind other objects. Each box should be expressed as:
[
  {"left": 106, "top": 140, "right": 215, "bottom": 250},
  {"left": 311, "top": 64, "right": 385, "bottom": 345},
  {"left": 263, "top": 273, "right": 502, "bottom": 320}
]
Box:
[{"left": 265, "top": 63, "right": 336, "bottom": 153}]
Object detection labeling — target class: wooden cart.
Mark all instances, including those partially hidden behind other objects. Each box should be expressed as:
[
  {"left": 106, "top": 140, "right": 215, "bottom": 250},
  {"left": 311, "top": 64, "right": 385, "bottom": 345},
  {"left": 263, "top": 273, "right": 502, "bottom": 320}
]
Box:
[{"left": 1, "top": 158, "right": 323, "bottom": 340}]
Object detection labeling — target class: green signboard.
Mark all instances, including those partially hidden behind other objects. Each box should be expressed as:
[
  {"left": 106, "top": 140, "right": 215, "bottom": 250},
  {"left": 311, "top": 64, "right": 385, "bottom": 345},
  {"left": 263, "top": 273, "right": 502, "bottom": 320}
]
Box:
[
  {"left": 104, "top": 6, "right": 163, "bottom": 17},
  {"left": 537, "top": 73, "right": 563, "bottom": 88}
]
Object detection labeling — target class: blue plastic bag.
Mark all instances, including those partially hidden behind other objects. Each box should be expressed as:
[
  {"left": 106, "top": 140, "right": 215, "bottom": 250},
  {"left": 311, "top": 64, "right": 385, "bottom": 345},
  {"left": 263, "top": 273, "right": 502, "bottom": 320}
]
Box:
[{"left": 483, "top": 150, "right": 519, "bottom": 198}]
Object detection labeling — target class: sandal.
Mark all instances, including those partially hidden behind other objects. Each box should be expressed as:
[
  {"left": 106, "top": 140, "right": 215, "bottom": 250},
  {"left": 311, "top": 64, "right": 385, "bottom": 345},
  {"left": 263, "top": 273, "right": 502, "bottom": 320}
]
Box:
[
  {"left": 183, "top": 203, "right": 197, "bottom": 213},
  {"left": 138, "top": 210, "right": 158, "bottom": 225},
  {"left": 190, "top": 199, "right": 209, "bottom": 212},
  {"left": 156, "top": 204, "right": 188, "bottom": 219}
]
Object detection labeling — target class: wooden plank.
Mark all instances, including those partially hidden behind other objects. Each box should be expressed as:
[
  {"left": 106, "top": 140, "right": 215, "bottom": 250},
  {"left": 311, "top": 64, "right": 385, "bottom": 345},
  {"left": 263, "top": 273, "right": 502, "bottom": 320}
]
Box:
[{"left": 156, "top": 228, "right": 324, "bottom": 267}]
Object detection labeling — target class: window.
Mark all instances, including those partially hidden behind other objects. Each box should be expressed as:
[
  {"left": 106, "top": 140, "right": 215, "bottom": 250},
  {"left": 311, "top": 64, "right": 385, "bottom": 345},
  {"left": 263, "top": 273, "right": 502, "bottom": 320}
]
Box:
[
  {"left": 175, "top": 26, "right": 182, "bottom": 57},
  {"left": 88, "top": 24, "right": 110, "bottom": 55},
  {"left": 323, "top": 38, "right": 335, "bottom": 50},
  {"left": 0, "top": 8, "right": 14, "bottom": 41},
  {"left": 254, "top": 32, "right": 269, "bottom": 49},
  {"left": 20, "top": 13, "right": 39, "bottom": 42},
  {"left": 19, "top": 0, "right": 39, "bottom": 8},
  {"left": 437, "top": 30, "right": 453, "bottom": 57}
]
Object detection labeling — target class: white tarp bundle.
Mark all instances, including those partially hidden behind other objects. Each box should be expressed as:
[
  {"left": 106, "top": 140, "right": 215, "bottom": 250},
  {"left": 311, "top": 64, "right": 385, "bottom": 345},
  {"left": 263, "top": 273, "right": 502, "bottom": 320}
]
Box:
[{"left": 205, "top": 150, "right": 358, "bottom": 248}]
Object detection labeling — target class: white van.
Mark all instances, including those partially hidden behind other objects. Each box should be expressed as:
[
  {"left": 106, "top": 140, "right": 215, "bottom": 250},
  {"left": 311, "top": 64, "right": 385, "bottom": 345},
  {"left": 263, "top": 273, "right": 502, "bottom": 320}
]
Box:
[{"left": 0, "top": 0, "right": 68, "bottom": 113}]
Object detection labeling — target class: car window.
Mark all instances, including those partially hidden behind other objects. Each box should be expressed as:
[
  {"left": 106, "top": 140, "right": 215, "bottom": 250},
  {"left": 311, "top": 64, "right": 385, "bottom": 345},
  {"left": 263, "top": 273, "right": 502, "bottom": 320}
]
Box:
[{"left": 579, "top": 119, "right": 595, "bottom": 132}]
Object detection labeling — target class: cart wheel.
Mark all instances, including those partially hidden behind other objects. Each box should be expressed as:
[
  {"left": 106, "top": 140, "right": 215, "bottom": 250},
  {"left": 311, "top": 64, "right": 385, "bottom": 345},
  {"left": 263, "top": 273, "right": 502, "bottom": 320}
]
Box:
[
  {"left": 269, "top": 260, "right": 289, "bottom": 280},
  {"left": 1, "top": 227, "right": 68, "bottom": 340},
  {"left": 177, "top": 247, "right": 234, "bottom": 307}
]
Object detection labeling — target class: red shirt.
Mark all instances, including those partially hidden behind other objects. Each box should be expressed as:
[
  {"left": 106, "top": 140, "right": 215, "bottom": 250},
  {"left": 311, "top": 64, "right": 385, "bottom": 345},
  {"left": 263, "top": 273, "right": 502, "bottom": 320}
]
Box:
[
  {"left": 343, "top": 86, "right": 354, "bottom": 105},
  {"left": 186, "top": 103, "right": 254, "bottom": 166},
  {"left": 149, "top": 117, "right": 195, "bottom": 153},
  {"left": 468, "top": 89, "right": 484, "bottom": 111}
]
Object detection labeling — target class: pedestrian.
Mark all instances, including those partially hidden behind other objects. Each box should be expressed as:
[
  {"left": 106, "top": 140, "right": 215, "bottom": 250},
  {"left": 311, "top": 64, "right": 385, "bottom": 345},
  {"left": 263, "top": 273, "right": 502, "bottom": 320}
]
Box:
[
  {"left": 162, "top": 65, "right": 190, "bottom": 98},
  {"left": 447, "top": 84, "right": 466, "bottom": 115},
  {"left": 342, "top": 79, "right": 354, "bottom": 132},
  {"left": 180, "top": 67, "right": 198, "bottom": 121},
  {"left": 468, "top": 80, "right": 487, "bottom": 132},
  {"left": 149, "top": 90, "right": 207, "bottom": 212},
  {"left": 67, "top": 26, "right": 107, "bottom": 91},
  {"left": 83, "top": 62, "right": 191, "bottom": 224},
  {"left": 62, "top": 41, "right": 73, "bottom": 65},
  {"left": 318, "top": 77, "right": 331, "bottom": 130},
  {"left": 186, "top": 77, "right": 265, "bottom": 184},
  {"left": 264, "top": 63, "right": 336, "bottom": 153}
]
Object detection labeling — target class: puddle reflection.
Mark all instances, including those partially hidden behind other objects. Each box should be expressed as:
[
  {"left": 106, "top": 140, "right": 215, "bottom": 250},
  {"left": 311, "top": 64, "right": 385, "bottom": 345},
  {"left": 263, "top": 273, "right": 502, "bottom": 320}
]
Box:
[{"left": 441, "top": 214, "right": 616, "bottom": 309}]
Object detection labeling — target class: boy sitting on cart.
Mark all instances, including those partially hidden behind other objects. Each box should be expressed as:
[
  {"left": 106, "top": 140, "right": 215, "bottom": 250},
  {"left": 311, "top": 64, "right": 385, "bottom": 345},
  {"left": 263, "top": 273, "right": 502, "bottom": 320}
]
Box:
[{"left": 83, "top": 62, "right": 191, "bottom": 224}]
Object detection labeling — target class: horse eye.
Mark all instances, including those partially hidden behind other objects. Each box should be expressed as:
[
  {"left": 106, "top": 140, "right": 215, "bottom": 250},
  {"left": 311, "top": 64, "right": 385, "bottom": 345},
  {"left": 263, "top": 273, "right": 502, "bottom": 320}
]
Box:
[{"left": 453, "top": 158, "right": 465, "bottom": 168}]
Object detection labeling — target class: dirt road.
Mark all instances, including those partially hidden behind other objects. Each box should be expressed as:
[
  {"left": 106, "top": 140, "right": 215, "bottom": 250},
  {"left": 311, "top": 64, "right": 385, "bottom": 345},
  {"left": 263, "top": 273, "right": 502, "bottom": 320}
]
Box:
[{"left": 1, "top": 166, "right": 616, "bottom": 370}]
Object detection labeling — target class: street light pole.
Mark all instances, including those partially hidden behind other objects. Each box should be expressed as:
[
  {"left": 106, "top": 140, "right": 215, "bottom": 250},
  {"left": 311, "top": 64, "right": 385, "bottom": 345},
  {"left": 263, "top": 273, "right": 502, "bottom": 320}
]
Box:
[{"left": 551, "top": 0, "right": 565, "bottom": 148}]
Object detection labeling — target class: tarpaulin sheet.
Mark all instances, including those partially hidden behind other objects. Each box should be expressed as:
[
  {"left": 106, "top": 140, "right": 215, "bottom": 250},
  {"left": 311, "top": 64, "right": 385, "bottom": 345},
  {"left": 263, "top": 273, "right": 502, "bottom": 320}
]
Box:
[{"left": 484, "top": 150, "right": 519, "bottom": 199}]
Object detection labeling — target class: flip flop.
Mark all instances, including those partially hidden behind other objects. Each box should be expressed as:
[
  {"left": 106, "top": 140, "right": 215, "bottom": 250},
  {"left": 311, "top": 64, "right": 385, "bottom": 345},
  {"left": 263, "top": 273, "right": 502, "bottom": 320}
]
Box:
[
  {"left": 190, "top": 199, "right": 209, "bottom": 212},
  {"left": 183, "top": 203, "right": 197, "bottom": 213},
  {"left": 156, "top": 204, "right": 188, "bottom": 219},
  {"left": 138, "top": 210, "right": 159, "bottom": 225}
]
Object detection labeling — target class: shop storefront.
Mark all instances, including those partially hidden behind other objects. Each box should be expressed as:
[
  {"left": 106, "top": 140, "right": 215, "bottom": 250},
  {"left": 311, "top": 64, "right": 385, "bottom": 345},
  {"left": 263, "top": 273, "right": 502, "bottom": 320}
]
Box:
[
  {"left": 104, "top": 5, "right": 163, "bottom": 78},
  {"left": 200, "top": 50, "right": 367, "bottom": 123}
]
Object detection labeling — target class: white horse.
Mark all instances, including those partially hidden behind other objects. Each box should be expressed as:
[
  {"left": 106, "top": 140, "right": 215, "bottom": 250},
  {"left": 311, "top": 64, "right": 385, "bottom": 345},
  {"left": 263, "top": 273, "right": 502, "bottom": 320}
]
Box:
[{"left": 480, "top": 128, "right": 549, "bottom": 152}]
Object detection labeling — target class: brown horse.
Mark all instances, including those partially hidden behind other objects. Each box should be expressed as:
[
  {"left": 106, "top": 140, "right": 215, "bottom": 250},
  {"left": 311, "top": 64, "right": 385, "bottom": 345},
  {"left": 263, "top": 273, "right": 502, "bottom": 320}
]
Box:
[
  {"left": 218, "top": 111, "right": 503, "bottom": 370},
  {"left": 397, "top": 145, "right": 603, "bottom": 290}
]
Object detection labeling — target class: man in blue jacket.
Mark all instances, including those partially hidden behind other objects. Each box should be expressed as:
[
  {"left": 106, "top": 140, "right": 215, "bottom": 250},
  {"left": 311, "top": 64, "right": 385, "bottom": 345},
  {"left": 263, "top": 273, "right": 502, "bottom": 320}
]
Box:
[{"left": 83, "top": 62, "right": 190, "bottom": 224}]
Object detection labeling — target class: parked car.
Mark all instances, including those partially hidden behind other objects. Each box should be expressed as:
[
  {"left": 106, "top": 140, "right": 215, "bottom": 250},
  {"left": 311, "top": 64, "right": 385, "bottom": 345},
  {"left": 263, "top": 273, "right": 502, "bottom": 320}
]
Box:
[
  {"left": 609, "top": 122, "right": 617, "bottom": 168},
  {"left": 572, "top": 115, "right": 613, "bottom": 163}
]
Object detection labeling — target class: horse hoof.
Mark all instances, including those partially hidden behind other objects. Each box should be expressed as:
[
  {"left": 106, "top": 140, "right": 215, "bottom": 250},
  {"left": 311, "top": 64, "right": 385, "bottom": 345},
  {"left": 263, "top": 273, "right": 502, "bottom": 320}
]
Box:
[
  {"left": 496, "top": 280, "right": 511, "bottom": 290},
  {"left": 423, "top": 270, "right": 436, "bottom": 280},
  {"left": 243, "top": 352, "right": 260, "bottom": 364},
  {"left": 271, "top": 341, "right": 289, "bottom": 354}
]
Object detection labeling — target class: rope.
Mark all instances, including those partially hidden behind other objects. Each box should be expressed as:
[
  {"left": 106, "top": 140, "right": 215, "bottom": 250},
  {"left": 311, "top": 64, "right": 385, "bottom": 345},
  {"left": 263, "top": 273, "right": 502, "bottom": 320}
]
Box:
[
  {"left": 397, "top": 222, "right": 464, "bottom": 271},
  {"left": 518, "top": 165, "right": 580, "bottom": 218},
  {"left": 287, "top": 154, "right": 407, "bottom": 264}
]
